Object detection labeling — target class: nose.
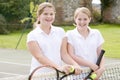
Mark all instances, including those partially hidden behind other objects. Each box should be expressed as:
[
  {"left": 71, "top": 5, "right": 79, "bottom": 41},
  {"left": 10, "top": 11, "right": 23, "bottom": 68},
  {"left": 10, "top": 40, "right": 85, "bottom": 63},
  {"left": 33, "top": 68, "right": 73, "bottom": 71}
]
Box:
[
  {"left": 80, "top": 20, "right": 84, "bottom": 24},
  {"left": 47, "top": 14, "right": 52, "bottom": 18}
]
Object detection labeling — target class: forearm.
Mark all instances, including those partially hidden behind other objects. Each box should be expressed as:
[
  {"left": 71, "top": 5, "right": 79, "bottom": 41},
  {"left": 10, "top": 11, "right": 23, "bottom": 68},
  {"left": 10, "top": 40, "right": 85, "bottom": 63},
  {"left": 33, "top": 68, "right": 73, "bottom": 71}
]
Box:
[
  {"left": 61, "top": 52, "right": 78, "bottom": 66},
  {"left": 71, "top": 55, "right": 98, "bottom": 71},
  {"left": 97, "top": 47, "right": 105, "bottom": 70},
  {"left": 99, "top": 56, "right": 105, "bottom": 70},
  {"left": 95, "top": 56, "right": 105, "bottom": 79},
  {"left": 36, "top": 54, "right": 60, "bottom": 69},
  {"left": 72, "top": 55, "right": 91, "bottom": 67},
  {"left": 61, "top": 37, "right": 79, "bottom": 66}
]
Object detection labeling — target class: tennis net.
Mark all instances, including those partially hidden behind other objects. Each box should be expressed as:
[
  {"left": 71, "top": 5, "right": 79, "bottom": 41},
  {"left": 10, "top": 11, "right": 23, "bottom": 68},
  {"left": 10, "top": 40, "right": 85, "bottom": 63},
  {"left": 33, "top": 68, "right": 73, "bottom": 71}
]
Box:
[{"left": 1, "top": 62, "right": 120, "bottom": 80}]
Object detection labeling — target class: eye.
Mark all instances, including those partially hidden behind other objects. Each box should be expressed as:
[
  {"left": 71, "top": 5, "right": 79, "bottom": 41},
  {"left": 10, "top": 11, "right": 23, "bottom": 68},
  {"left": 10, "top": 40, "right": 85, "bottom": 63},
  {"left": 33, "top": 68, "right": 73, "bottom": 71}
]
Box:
[
  {"left": 50, "top": 13, "right": 54, "bottom": 16},
  {"left": 78, "top": 18, "right": 81, "bottom": 21},
  {"left": 84, "top": 18, "right": 87, "bottom": 21},
  {"left": 44, "top": 13, "right": 48, "bottom": 15}
]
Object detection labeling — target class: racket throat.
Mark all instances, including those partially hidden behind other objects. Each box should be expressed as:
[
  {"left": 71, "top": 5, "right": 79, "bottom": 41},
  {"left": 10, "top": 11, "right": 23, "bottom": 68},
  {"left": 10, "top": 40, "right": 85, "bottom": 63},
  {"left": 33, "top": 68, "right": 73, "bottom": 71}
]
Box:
[{"left": 56, "top": 70, "right": 60, "bottom": 80}]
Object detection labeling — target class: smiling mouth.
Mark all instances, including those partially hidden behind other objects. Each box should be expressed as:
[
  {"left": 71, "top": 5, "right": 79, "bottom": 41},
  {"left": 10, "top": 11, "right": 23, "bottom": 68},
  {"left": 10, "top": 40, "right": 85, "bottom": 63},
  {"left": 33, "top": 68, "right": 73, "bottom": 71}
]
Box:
[
  {"left": 79, "top": 24, "right": 86, "bottom": 27},
  {"left": 45, "top": 19, "right": 53, "bottom": 22}
]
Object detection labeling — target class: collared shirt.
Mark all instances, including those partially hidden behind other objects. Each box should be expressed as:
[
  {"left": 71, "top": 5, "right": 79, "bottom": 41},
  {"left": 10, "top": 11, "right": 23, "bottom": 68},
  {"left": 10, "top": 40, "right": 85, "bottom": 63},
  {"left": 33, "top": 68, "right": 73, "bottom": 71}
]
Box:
[
  {"left": 27, "top": 24, "right": 65, "bottom": 72},
  {"left": 66, "top": 27, "right": 104, "bottom": 64}
]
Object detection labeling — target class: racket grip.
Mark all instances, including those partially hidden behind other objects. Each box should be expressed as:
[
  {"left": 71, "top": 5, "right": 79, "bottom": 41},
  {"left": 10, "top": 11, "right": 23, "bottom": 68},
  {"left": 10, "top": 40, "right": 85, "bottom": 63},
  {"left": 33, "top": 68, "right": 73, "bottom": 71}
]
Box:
[
  {"left": 85, "top": 49, "right": 105, "bottom": 80},
  {"left": 96, "top": 49, "right": 105, "bottom": 66}
]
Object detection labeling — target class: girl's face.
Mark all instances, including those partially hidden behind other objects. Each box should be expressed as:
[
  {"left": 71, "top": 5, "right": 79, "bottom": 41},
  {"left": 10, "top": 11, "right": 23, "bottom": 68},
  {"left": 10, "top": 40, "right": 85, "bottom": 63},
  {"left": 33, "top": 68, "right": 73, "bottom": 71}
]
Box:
[
  {"left": 75, "top": 12, "right": 91, "bottom": 29},
  {"left": 38, "top": 7, "right": 55, "bottom": 25}
]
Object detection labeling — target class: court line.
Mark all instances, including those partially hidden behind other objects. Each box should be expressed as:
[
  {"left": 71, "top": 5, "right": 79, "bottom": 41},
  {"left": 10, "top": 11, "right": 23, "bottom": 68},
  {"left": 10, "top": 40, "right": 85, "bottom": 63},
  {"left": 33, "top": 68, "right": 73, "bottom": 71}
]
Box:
[
  {"left": 0, "top": 61, "right": 30, "bottom": 77},
  {"left": 0, "top": 72, "right": 23, "bottom": 76},
  {"left": 0, "top": 61, "right": 30, "bottom": 66}
]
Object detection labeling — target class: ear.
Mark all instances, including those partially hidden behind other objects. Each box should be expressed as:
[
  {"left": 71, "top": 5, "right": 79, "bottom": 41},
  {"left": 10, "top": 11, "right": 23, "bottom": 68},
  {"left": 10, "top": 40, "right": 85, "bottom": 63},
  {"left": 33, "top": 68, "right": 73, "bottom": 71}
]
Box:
[
  {"left": 37, "top": 16, "right": 40, "bottom": 24},
  {"left": 73, "top": 18, "right": 76, "bottom": 26}
]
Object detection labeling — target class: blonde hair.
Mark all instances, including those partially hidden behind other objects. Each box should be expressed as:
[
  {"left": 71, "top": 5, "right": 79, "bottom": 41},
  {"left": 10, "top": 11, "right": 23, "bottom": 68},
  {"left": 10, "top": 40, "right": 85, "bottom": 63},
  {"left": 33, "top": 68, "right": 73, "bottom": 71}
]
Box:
[
  {"left": 36, "top": 2, "right": 56, "bottom": 24},
  {"left": 74, "top": 7, "right": 91, "bottom": 19}
]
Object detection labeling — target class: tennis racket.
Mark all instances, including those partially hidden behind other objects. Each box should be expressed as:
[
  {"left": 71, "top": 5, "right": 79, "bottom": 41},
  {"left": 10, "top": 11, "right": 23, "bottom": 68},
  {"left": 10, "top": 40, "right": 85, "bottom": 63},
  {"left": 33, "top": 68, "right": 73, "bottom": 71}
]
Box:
[
  {"left": 84, "top": 49, "right": 105, "bottom": 80},
  {"left": 28, "top": 65, "right": 75, "bottom": 80}
]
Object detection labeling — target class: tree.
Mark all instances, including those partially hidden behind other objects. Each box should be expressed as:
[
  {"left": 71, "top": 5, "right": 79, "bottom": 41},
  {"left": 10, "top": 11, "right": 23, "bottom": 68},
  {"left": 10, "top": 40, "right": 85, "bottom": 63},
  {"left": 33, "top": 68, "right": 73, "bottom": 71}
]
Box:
[
  {"left": 0, "top": 14, "right": 9, "bottom": 34},
  {"left": 100, "top": 0, "right": 120, "bottom": 24},
  {"left": 0, "top": 0, "right": 30, "bottom": 22},
  {"left": 50, "top": 0, "right": 93, "bottom": 25}
]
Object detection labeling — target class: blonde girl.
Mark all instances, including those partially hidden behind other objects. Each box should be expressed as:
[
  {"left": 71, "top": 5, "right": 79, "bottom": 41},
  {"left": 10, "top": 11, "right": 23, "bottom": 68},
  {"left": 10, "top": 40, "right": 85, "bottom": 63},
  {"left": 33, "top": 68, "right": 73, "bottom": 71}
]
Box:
[
  {"left": 27, "top": 2, "right": 81, "bottom": 74},
  {"left": 66, "top": 7, "right": 105, "bottom": 80}
]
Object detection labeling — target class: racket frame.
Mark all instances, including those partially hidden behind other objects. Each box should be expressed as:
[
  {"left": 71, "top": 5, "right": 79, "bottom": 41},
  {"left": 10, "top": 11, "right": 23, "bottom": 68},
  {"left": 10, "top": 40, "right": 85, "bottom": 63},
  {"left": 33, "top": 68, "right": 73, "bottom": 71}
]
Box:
[{"left": 28, "top": 65, "right": 75, "bottom": 80}]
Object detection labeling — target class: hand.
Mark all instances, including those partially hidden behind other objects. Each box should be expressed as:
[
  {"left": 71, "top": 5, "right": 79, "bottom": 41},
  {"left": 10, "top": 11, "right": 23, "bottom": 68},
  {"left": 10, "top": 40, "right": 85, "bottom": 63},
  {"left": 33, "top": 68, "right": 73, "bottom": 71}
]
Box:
[
  {"left": 57, "top": 65, "right": 72, "bottom": 74},
  {"left": 93, "top": 67, "right": 105, "bottom": 80},
  {"left": 90, "top": 63, "right": 99, "bottom": 72},
  {"left": 72, "top": 65, "right": 82, "bottom": 75}
]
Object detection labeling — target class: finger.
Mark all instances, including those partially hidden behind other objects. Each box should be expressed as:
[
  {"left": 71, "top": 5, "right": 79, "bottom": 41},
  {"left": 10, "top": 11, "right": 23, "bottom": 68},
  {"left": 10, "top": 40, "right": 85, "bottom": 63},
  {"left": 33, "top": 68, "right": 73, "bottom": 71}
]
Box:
[
  {"left": 74, "top": 68, "right": 82, "bottom": 75},
  {"left": 64, "top": 69, "right": 69, "bottom": 74}
]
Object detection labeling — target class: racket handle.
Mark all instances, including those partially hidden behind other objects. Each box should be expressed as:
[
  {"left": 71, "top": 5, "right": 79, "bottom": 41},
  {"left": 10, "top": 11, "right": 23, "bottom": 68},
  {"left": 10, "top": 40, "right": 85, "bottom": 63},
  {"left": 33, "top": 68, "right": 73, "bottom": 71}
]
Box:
[
  {"left": 85, "top": 49, "right": 105, "bottom": 80},
  {"left": 96, "top": 49, "right": 105, "bottom": 66}
]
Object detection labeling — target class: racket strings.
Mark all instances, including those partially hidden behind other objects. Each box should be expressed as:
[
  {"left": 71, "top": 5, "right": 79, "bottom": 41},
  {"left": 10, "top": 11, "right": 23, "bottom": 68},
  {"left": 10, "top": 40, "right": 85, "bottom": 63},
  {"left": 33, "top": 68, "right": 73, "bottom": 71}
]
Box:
[
  {"left": 1, "top": 62, "right": 120, "bottom": 80},
  {"left": 29, "top": 62, "right": 120, "bottom": 80}
]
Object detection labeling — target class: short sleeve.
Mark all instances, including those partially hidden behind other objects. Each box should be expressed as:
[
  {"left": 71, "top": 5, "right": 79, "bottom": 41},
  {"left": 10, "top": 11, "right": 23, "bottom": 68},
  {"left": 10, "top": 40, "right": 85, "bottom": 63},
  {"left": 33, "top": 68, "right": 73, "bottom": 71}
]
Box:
[
  {"left": 27, "top": 32, "right": 37, "bottom": 43},
  {"left": 60, "top": 28, "right": 65, "bottom": 37},
  {"left": 66, "top": 31, "right": 73, "bottom": 45},
  {"left": 55, "top": 27, "right": 65, "bottom": 38},
  {"left": 96, "top": 30, "right": 104, "bottom": 47}
]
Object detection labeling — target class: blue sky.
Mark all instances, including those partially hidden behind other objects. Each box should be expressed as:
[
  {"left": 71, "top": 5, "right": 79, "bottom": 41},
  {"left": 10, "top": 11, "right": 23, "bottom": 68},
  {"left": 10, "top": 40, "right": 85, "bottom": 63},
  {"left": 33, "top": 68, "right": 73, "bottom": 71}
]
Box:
[{"left": 92, "top": 0, "right": 101, "bottom": 4}]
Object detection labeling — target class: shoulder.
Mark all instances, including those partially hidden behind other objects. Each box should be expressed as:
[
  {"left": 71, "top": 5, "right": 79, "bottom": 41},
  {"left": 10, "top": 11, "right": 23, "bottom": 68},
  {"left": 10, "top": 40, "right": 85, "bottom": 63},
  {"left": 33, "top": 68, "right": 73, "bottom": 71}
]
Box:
[
  {"left": 53, "top": 26, "right": 64, "bottom": 30},
  {"left": 27, "top": 28, "right": 39, "bottom": 42},
  {"left": 89, "top": 28, "right": 101, "bottom": 34},
  {"left": 52, "top": 26, "right": 65, "bottom": 33},
  {"left": 89, "top": 28, "right": 103, "bottom": 39},
  {"left": 66, "top": 28, "right": 76, "bottom": 35},
  {"left": 27, "top": 28, "right": 38, "bottom": 37}
]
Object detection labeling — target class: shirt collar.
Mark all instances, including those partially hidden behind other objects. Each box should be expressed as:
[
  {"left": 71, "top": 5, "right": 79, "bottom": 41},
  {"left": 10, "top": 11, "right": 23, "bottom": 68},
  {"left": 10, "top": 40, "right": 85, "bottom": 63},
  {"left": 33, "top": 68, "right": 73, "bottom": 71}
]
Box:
[
  {"left": 74, "top": 27, "right": 95, "bottom": 37},
  {"left": 35, "top": 24, "right": 55, "bottom": 34}
]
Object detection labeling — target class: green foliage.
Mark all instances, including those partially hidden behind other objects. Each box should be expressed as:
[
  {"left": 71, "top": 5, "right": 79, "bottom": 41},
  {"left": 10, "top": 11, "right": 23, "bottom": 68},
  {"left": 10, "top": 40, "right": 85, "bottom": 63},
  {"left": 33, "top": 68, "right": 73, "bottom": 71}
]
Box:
[
  {"left": 29, "top": 0, "right": 45, "bottom": 23},
  {"left": 0, "top": 0, "right": 29, "bottom": 22},
  {"left": 20, "top": 17, "right": 32, "bottom": 23},
  {"left": 0, "top": 14, "right": 6, "bottom": 24},
  {"left": 0, "top": 14, "right": 9, "bottom": 34},
  {"left": 100, "top": 0, "right": 114, "bottom": 9},
  {"left": 20, "top": 0, "right": 43, "bottom": 24},
  {"left": 92, "top": 8, "right": 101, "bottom": 23},
  {"left": 20, "top": 1, "right": 38, "bottom": 24},
  {"left": 0, "top": 0, "right": 47, "bottom": 33}
]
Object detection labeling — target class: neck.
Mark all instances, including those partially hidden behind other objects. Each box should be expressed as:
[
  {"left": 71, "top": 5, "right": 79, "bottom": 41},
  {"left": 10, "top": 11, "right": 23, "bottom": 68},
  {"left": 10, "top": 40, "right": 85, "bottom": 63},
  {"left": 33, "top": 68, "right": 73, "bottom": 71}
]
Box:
[
  {"left": 40, "top": 24, "right": 51, "bottom": 34},
  {"left": 77, "top": 27, "right": 89, "bottom": 38}
]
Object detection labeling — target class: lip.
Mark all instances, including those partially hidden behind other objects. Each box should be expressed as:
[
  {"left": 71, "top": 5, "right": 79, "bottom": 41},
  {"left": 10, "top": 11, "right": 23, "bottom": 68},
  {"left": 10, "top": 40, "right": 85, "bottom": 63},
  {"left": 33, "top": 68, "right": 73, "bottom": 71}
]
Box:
[
  {"left": 45, "top": 19, "right": 53, "bottom": 22},
  {"left": 79, "top": 24, "right": 86, "bottom": 27}
]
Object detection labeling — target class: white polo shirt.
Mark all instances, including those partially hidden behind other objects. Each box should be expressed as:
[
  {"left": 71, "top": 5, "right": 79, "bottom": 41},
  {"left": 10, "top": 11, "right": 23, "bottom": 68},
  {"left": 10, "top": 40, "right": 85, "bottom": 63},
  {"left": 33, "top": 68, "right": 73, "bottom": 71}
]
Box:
[
  {"left": 27, "top": 25, "right": 65, "bottom": 73},
  {"left": 66, "top": 27, "right": 104, "bottom": 64}
]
